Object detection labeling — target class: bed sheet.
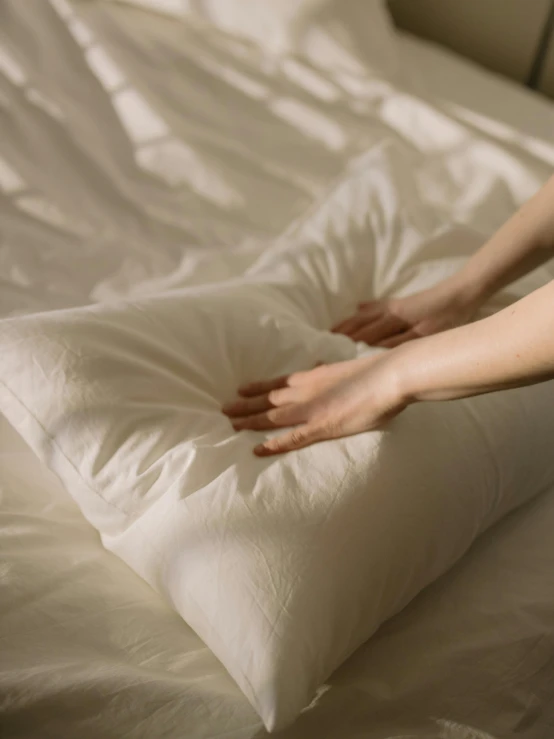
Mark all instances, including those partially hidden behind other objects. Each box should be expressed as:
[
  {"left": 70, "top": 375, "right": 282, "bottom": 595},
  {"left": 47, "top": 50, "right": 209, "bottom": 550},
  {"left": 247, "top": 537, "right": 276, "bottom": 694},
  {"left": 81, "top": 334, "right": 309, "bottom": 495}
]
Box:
[{"left": 2, "top": 2, "right": 554, "bottom": 737}]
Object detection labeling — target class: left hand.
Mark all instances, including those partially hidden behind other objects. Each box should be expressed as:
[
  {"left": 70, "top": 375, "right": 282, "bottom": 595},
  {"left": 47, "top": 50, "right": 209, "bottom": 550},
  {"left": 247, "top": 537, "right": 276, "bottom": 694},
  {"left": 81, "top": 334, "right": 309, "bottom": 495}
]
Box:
[
  {"left": 222, "top": 353, "right": 408, "bottom": 455},
  {"left": 331, "top": 278, "right": 480, "bottom": 348}
]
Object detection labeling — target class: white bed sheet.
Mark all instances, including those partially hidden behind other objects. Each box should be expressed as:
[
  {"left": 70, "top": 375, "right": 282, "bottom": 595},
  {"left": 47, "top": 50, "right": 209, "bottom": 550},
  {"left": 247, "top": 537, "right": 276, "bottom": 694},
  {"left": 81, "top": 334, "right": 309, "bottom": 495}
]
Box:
[{"left": 2, "top": 2, "right": 554, "bottom": 737}]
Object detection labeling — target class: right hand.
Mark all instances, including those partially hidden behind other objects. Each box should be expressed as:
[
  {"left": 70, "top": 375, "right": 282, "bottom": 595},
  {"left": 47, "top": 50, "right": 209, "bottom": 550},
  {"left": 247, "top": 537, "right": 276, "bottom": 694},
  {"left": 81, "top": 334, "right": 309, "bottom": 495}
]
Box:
[
  {"left": 222, "top": 353, "right": 409, "bottom": 455},
  {"left": 332, "top": 277, "right": 481, "bottom": 348}
]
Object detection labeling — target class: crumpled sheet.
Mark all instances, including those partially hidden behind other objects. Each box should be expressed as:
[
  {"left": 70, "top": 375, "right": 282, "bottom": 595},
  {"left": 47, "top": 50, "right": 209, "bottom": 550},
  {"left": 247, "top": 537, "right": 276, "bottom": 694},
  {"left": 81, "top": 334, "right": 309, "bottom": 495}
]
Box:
[{"left": 1, "top": 1, "right": 554, "bottom": 737}]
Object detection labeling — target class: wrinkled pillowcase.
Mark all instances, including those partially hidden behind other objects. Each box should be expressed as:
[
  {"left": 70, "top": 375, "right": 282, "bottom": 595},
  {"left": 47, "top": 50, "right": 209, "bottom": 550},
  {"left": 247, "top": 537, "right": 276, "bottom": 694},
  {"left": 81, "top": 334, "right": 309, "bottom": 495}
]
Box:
[{"left": 2, "top": 156, "right": 554, "bottom": 731}]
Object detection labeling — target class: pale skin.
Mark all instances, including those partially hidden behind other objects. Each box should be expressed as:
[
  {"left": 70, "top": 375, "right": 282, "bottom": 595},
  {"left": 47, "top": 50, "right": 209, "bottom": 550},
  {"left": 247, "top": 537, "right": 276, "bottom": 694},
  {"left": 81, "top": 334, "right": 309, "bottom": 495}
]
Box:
[{"left": 222, "top": 174, "right": 554, "bottom": 455}]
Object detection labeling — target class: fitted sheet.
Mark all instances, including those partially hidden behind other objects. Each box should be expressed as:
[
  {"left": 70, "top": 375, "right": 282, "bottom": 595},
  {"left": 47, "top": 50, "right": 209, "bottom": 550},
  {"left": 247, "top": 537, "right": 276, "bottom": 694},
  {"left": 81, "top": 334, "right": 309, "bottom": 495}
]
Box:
[{"left": 1, "top": 2, "right": 554, "bottom": 737}]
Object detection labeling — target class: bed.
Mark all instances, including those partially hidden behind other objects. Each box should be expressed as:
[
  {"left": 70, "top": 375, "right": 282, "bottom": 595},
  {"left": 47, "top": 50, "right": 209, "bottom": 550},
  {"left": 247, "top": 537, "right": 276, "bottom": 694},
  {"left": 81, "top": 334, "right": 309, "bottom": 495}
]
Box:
[{"left": 2, "top": 2, "right": 554, "bottom": 737}]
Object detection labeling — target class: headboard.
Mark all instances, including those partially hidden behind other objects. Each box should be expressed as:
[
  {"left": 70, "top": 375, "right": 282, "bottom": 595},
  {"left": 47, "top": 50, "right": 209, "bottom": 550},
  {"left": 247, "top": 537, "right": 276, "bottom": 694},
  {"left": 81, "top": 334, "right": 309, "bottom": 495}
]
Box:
[{"left": 527, "top": 0, "right": 554, "bottom": 88}]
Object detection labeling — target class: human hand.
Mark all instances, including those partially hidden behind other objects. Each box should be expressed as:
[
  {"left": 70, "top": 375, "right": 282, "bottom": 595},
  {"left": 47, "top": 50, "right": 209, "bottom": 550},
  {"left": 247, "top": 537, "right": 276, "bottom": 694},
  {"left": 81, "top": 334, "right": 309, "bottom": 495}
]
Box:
[
  {"left": 222, "top": 353, "right": 408, "bottom": 455},
  {"left": 331, "top": 277, "right": 480, "bottom": 348}
]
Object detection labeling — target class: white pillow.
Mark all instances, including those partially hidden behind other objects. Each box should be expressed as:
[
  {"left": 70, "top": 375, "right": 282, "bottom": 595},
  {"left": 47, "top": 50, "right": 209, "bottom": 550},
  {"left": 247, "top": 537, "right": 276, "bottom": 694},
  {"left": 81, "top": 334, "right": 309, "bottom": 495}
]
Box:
[{"left": 1, "top": 151, "right": 553, "bottom": 732}]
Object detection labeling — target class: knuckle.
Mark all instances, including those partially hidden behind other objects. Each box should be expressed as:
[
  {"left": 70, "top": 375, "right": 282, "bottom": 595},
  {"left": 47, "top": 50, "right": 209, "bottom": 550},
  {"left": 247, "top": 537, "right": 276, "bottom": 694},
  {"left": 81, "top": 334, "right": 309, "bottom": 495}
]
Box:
[
  {"left": 288, "top": 372, "right": 304, "bottom": 387},
  {"left": 267, "top": 389, "right": 282, "bottom": 406},
  {"left": 266, "top": 407, "right": 287, "bottom": 425},
  {"left": 322, "top": 417, "right": 340, "bottom": 436},
  {"left": 289, "top": 430, "right": 305, "bottom": 445}
]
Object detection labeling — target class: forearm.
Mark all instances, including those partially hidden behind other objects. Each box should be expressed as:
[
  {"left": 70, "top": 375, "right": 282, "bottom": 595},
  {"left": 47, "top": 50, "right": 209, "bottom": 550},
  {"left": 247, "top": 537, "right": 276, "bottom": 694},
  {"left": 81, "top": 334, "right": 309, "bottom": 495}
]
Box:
[
  {"left": 449, "top": 174, "right": 554, "bottom": 303},
  {"left": 393, "top": 280, "right": 554, "bottom": 404}
]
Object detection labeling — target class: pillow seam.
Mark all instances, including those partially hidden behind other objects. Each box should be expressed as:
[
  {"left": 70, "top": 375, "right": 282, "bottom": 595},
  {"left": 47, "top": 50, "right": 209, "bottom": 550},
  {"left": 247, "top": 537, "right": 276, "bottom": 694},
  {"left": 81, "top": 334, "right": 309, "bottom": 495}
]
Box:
[{"left": 0, "top": 378, "right": 130, "bottom": 516}]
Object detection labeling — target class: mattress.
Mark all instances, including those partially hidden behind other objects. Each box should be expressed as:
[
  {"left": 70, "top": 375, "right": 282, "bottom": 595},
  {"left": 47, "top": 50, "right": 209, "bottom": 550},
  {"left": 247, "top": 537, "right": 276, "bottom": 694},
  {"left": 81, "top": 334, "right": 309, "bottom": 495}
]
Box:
[{"left": 2, "top": 2, "right": 554, "bottom": 737}]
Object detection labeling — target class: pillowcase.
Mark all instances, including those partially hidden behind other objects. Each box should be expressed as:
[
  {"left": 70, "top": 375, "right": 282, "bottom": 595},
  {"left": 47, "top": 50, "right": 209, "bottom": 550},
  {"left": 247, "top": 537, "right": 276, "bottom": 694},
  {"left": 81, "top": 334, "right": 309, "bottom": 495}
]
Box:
[{"left": 2, "top": 149, "right": 554, "bottom": 732}]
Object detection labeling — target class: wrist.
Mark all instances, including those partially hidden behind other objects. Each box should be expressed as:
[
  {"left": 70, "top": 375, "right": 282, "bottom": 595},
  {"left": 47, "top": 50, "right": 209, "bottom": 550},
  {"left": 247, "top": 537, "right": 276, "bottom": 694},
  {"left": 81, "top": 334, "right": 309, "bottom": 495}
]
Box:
[
  {"left": 447, "top": 264, "right": 498, "bottom": 311},
  {"left": 446, "top": 267, "right": 494, "bottom": 309},
  {"left": 381, "top": 343, "right": 422, "bottom": 409}
]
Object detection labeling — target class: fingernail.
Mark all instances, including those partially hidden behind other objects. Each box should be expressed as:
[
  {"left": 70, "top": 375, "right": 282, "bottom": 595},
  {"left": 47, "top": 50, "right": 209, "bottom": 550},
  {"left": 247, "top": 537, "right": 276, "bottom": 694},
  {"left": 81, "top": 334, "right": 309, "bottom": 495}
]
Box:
[
  {"left": 253, "top": 444, "right": 267, "bottom": 455},
  {"left": 221, "top": 403, "right": 234, "bottom": 414}
]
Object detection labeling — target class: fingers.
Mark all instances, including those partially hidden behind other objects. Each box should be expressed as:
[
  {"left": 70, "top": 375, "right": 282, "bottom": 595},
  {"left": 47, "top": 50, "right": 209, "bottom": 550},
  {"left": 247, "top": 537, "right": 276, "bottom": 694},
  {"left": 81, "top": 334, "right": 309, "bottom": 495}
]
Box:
[
  {"left": 331, "top": 302, "right": 381, "bottom": 334},
  {"left": 332, "top": 312, "right": 380, "bottom": 337},
  {"left": 238, "top": 367, "right": 320, "bottom": 398},
  {"left": 222, "top": 393, "right": 274, "bottom": 418},
  {"left": 237, "top": 374, "right": 291, "bottom": 398},
  {"left": 331, "top": 314, "right": 365, "bottom": 335},
  {"left": 231, "top": 403, "right": 306, "bottom": 431},
  {"left": 375, "top": 329, "right": 420, "bottom": 348},
  {"left": 350, "top": 314, "right": 406, "bottom": 345},
  {"left": 222, "top": 387, "right": 295, "bottom": 418},
  {"left": 254, "top": 423, "right": 328, "bottom": 456}
]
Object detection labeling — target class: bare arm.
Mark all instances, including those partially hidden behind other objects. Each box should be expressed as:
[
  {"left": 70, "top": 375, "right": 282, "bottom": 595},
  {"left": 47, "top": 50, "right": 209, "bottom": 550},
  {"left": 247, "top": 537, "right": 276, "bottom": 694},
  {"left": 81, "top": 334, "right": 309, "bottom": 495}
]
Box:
[
  {"left": 333, "top": 174, "right": 554, "bottom": 347},
  {"left": 223, "top": 175, "right": 554, "bottom": 454},
  {"left": 223, "top": 280, "right": 554, "bottom": 455},
  {"left": 451, "top": 172, "right": 554, "bottom": 303},
  {"left": 396, "top": 279, "right": 554, "bottom": 403}
]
